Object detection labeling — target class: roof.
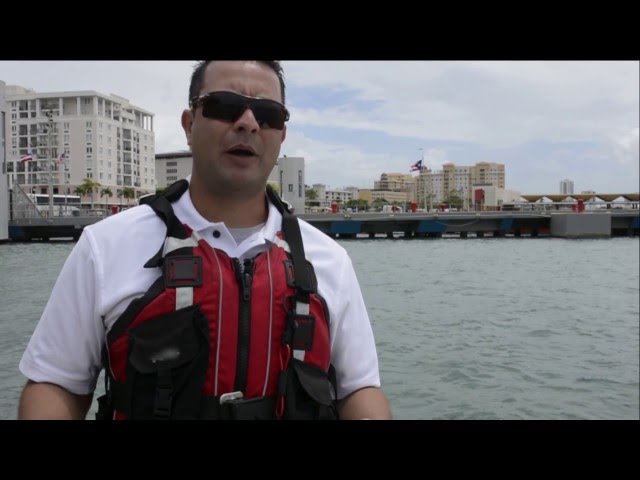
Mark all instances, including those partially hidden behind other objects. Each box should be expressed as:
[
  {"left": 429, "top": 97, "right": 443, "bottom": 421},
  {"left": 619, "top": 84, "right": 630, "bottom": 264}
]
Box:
[{"left": 520, "top": 193, "right": 639, "bottom": 203}]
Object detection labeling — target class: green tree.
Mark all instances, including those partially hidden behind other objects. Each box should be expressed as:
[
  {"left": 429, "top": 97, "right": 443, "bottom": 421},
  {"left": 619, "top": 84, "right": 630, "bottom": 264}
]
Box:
[
  {"left": 372, "top": 198, "right": 389, "bottom": 211},
  {"left": 305, "top": 188, "right": 317, "bottom": 201},
  {"left": 100, "top": 187, "right": 113, "bottom": 206},
  {"left": 79, "top": 178, "right": 101, "bottom": 210},
  {"left": 443, "top": 190, "right": 463, "bottom": 210},
  {"left": 122, "top": 187, "right": 136, "bottom": 205},
  {"left": 346, "top": 199, "right": 368, "bottom": 211}
]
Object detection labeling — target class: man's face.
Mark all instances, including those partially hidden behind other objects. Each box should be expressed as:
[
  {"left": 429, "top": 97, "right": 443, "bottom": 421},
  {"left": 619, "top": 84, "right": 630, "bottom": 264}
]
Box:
[{"left": 182, "top": 61, "right": 287, "bottom": 198}]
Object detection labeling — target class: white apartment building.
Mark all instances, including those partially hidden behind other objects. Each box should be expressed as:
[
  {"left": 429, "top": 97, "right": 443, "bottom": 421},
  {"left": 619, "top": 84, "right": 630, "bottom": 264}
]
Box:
[
  {"left": 1, "top": 81, "right": 8, "bottom": 241},
  {"left": 560, "top": 179, "right": 574, "bottom": 195},
  {"left": 4, "top": 86, "right": 155, "bottom": 205},
  {"left": 267, "top": 156, "right": 305, "bottom": 214},
  {"left": 311, "top": 183, "right": 353, "bottom": 208},
  {"left": 156, "top": 151, "right": 193, "bottom": 189}
]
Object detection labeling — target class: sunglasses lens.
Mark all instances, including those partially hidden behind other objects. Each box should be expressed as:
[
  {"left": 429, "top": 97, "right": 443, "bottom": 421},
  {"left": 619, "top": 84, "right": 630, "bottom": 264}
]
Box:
[
  {"left": 199, "top": 92, "right": 288, "bottom": 130},
  {"left": 252, "top": 105, "right": 287, "bottom": 130},
  {"left": 201, "top": 95, "right": 243, "bottom": 122}
]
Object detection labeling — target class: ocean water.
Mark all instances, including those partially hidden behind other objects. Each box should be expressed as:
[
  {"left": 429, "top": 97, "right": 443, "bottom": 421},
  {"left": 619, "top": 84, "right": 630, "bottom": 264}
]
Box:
[{"left": 1, "top": 237, "right": 638, "bottom": 419}]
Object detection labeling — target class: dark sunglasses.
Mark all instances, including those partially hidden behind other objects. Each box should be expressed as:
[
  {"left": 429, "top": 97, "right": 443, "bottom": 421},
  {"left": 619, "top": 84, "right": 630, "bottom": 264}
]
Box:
[{"left": 190, "top": 91, "right": 290, "bottom": 130}]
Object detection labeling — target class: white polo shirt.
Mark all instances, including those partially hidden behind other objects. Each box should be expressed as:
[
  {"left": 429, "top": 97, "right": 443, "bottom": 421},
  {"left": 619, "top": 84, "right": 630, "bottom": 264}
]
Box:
[{"left": 19, "top": 185, "right": 381, "bottom": 400}]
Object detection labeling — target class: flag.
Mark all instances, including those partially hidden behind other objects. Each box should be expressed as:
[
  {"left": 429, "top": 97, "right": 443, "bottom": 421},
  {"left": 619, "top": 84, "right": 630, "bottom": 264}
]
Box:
[
  {"left": 410, "top": 159, "right": 423, "bottom": 172},
  {"left": 56, "top": 152, "right": 67, "bottom": 164},
  {"left": 20, "top": 150, "right": 33, "bottom": 163}
]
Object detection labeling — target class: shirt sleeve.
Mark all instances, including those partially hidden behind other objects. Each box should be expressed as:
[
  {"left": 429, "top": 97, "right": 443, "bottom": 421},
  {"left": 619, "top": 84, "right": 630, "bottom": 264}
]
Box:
[
  {"left": 329, "top": 251, "right": 382, "bottom": 399},
  {"left": 19, "top": 230, "right": 105, "bottom": 395}
]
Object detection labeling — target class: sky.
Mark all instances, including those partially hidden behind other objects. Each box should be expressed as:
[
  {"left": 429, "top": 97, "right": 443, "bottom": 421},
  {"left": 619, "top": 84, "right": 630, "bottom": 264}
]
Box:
[{"left": 1, "top": 60, "right": 638, "bottom": 194}]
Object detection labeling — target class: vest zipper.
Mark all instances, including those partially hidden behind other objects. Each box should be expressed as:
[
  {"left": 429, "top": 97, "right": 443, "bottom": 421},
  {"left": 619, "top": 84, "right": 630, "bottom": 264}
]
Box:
[{"left": 233, "top": 258, "right": 254, "bottom": 394}]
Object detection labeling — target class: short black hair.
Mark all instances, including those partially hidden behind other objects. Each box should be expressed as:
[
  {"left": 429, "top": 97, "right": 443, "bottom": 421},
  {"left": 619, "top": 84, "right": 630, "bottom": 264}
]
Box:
[{"left": 189, "top": 61, "right": 286, "bottom": 106}]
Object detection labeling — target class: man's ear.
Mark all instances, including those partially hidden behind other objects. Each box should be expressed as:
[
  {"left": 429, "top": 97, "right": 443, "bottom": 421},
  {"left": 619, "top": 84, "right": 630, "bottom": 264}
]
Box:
[{"left": 181, "top": 109, "right": 194, "bottom": 146}]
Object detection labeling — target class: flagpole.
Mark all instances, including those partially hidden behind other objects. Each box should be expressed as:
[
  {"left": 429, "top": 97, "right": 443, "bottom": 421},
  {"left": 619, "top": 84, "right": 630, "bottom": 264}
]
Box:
[{"left": 418, "top": 148, "right": 425, "bottom": 211}]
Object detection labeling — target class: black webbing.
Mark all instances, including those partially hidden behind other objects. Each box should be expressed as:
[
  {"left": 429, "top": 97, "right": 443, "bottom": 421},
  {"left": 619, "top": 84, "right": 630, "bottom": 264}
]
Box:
[
  {"left": 266, "top": 185, "right": 314, "bottom": 298},
  {"left": 142, "top": 180, "right": 190, "bottom": 268}
]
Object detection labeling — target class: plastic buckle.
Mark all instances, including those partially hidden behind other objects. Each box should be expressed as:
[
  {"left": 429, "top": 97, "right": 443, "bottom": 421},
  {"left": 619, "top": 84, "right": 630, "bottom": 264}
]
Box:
[{"left": 220, "top": 391, "right": 244, "bottom": 404}]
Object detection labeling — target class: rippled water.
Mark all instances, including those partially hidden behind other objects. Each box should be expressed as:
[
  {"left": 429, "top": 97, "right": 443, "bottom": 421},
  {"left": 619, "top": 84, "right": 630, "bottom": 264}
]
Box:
[{"left": 1, "top": 238, "right": 638, "bottom": 419}]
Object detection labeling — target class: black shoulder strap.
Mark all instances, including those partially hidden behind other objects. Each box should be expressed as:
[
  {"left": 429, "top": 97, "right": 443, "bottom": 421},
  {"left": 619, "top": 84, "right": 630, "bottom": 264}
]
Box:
[
  {"left": 266, "top": 185, "right": 314, "bottom": 299},
  {"left": 143, "top": 179, "right": 190, "bottom": 268}
]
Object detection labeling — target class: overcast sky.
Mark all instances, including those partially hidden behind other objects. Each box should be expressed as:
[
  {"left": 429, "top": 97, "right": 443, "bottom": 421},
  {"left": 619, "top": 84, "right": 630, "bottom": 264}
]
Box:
[{"left": 1, "top": 61, "right": 638, "bottom": 194}]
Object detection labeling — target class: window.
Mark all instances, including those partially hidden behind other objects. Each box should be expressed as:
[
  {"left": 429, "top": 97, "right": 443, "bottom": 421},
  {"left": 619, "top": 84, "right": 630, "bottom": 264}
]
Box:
[
  {"left": 288, "top": 184, "right": 293, "bottom": 192},
  {"left": 166, "top": 161, "right": 177, "bottom": 166},
  {"left": 166, "top": 168, "right": 177, "bottom": 173}
]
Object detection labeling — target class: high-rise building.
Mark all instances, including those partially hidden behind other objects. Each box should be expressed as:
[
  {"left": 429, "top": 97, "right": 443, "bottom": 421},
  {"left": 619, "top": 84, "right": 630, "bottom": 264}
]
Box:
[
  {"left": 156, "top": 151, "right": 193, "bottom": 189},
  {"left": 4, "top": 86, "right": 155, "bottom": 205},
  {"left": 0, "top": 80, "right": 8, "bottom": 241},
  {"left": 560, "top": 179, "right": 574, "bottom": 195},
  {"left": 415, "top": 161, "right": 505, "bottom": 210},
  {"left": 267, "top": 156, "right": 305, "bottom": 214}
]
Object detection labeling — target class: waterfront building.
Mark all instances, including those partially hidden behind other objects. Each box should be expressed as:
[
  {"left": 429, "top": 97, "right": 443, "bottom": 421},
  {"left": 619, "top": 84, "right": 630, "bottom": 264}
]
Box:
[
  {"left": 560, "top": 179, "right": 574, "bottom": 195},
  {"left": 4, "top": 85, "right": 155, "bottom": 207}
]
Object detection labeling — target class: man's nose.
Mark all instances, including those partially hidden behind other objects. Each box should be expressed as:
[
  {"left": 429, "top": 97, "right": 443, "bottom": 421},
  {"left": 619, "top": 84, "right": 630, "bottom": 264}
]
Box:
[{"left": 233, "top": 107, "right": 260, "bottom": 132}]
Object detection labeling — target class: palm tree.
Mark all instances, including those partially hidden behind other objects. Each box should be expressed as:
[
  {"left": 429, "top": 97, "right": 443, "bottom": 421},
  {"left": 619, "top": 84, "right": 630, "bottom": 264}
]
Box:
[
  {"left": 80, "top": 178, "right": 101, "bottom": 210},
  {"left": 100, "top": 187, "right": 113, "bottom": 208},
  {"left": 74, "top": 184, "right": 88, "bottom": 197},
  {"left": 122, "top": 187, "right": 136, "bottom": 206}
]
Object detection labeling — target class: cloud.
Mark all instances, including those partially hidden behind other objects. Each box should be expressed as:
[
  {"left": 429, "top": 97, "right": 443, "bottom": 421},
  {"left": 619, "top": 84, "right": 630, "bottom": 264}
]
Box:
[
  {"left": 285, "top": 61, "right": 639, "bottom": 148},
  {"left": 608, "top": 127, "right": 639, "bottom": 167},
  {"left": 2, "top": 60, "right": 638, "bottom": 193}
]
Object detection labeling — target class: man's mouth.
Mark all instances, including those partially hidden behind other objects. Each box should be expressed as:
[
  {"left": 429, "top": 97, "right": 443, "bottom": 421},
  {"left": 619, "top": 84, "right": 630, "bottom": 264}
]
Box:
[{"left": 226, "top": 145, "right": 257, "bottom": 157}]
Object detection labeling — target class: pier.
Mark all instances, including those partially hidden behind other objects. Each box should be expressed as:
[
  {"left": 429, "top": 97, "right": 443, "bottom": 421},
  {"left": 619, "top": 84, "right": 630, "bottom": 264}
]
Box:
[
  {"left": 298, "top": 210, "right": 640, "bottom": 239},
  {"left": 7, "top": 210, "right": 638, "bottom": 241}
]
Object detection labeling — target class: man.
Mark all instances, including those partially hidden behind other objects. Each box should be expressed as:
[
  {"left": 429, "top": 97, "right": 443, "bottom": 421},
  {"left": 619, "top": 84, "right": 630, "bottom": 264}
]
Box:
[{"left": 18, "top": 60, "right": 392, "bottom": 420}]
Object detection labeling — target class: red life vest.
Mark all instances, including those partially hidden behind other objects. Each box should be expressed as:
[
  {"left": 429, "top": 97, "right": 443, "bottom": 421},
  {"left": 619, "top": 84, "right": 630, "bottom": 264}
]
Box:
[{"left": 96, "top": 181, "right": 337, "bottom": 420}]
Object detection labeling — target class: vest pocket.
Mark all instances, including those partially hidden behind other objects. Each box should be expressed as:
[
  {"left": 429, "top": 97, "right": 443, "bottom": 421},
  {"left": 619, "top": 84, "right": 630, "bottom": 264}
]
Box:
[
  {"left": 125, "top": 305, "right": 209, "bottom": 419},
  {"left": 284, "top": 359, "right": 337, "bottom": 420}
]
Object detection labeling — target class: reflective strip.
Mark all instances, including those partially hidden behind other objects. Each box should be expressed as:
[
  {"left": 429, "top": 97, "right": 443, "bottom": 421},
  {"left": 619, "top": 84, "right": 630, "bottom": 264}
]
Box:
[
  {"left": 212, "top": 248, "right": 224, "bottom": 397},
  {"left": 262, "top": 249, "right": 274, "bottom": 396},
  {"left": 293, "top": 300, "right": 310, "bottom": 361},
  {"left": 163, "top": 236, "right": 198, "bottom": 256},
  {"left": 175, "top": 287, "right": 193, "bottom": 310},
  {"left": 273, "top": 236, "right": 290, "bottom": 253}
]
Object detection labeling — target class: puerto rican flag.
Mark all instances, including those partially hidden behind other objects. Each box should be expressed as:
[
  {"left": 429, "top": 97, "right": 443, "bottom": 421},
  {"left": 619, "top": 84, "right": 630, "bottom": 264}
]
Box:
[
  {"left": 56, "top": 152, "right": 67, "bottom": 164},
  {"left": 410, "top": 159, "right": 423, "bottom": 172},
  {"left": 20, "top": 150, "right": 34, "bottom": 163}
]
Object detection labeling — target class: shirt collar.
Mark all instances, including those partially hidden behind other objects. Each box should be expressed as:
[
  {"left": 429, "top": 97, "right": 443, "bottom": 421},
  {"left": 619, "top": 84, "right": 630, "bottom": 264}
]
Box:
[{"left": 171, "top": 175, "right": 282, "bottom": 246}]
